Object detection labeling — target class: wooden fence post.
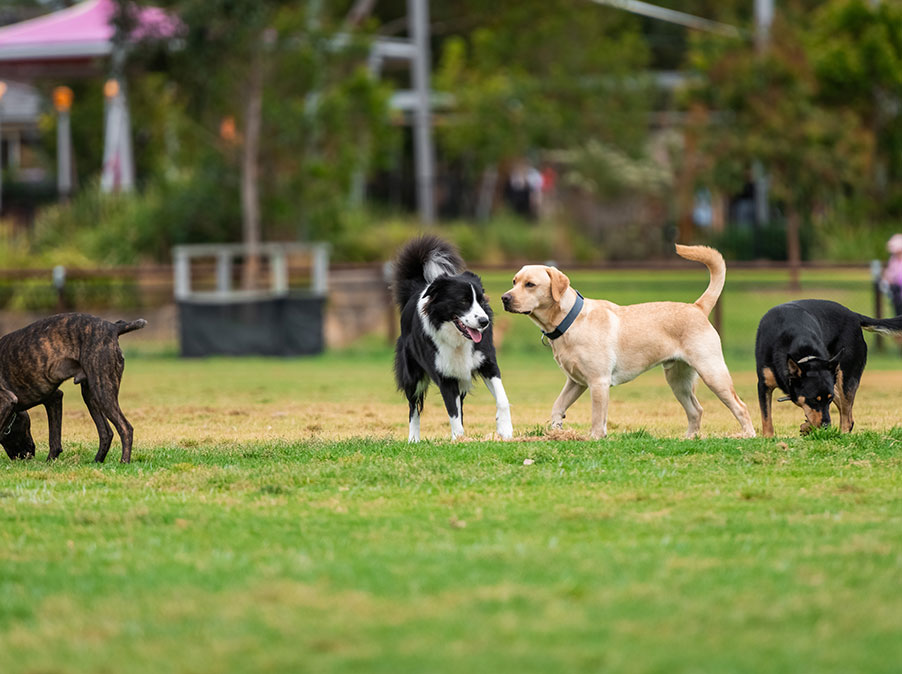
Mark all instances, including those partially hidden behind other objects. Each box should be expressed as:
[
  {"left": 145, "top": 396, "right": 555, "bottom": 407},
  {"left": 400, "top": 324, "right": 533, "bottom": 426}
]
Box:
[{"left": 384, "top": 262, "right": 396, "bottom": 346}]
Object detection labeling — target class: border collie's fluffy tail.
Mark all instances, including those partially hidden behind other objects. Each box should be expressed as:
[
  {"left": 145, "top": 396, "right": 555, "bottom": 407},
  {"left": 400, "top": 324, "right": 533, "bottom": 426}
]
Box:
[
  {"left": 859, "top": 314, "right": 902, "bottom": 335},
  {"left": 392, "top": 235, "right": 464, "bottom": 307},
  {"left": 675, "top": 244, "right": 726, "bottom": 317}
]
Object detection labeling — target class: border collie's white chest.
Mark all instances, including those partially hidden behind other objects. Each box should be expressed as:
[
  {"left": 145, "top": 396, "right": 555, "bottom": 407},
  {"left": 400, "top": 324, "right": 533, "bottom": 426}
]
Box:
[
  {"left": 432, "top": 324, "right": 485, "bottom": 384},
  {"left": 417, "top": 292, "right": 486, "bottom": 386}
]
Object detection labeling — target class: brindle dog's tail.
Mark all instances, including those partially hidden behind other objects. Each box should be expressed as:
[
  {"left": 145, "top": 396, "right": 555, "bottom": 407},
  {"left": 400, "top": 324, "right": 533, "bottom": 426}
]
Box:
[
  {"left": 674, "top": 244, "right": 726, "bottom": 317},
  {"left": 859, "top": 314, "right": 902, "bottom": 335},
  {"left": 115, "top": 318, "right": 147, "bottom": 335}
]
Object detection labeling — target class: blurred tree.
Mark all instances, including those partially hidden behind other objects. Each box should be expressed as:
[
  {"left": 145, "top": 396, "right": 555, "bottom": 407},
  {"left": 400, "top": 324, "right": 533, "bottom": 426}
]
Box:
[
  {"left": 37, "top": 79, "right": 105, "bottom": 191},
  {"left": 130, "top": 0, "right": 395, "bottom": 279},
  {"left": 685, "top": 13, "right": 874, "bottom": 287},
  {"left": 632, "top": 0, "right": 750, "bottom": 69},
  {"left": 433, "top": 0, "right": 654, "bottom": 217},
  {"left": 809, "top": 0, "right": 902, "bottom": 214},
  {"left": 261, "top": 6, "right": 396, "bottom": 242},
  {"left": 0, "top": 0, "right": 73, "bottom": 26}
]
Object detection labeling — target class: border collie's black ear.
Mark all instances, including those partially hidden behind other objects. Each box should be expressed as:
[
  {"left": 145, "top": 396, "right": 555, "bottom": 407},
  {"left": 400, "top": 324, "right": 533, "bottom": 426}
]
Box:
[
  {"left": 460, "top": 271, "right": 484, "bottom": 292},
  {"left": 421, "top": 278, "right": 441, "bottom": 300},
  {"left": 787, "top": 358, "right": 802, "bottom": 378}
]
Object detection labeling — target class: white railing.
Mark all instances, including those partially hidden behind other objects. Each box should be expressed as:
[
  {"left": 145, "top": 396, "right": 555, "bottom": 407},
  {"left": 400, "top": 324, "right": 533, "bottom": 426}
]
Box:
[{"left": 172, "top": 242, "right": 329, "bottom": 302}]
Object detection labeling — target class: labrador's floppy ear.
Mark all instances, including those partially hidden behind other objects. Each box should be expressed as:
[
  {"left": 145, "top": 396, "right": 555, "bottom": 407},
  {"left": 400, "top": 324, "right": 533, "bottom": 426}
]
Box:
[
  {"left": 546, "top": 266, "right": 571, "bottom": 304},
  {"left": 787, "top": 358, "right": 802, "bottom": 379}
]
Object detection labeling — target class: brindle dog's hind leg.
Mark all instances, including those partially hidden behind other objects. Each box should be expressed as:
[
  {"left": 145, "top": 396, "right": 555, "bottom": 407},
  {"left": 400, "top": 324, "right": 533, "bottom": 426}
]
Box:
[
  {"left": 44, "top": 389, "right": 64, "bottom": 460},
  {"left": 83, "top": 348, "right": 133, "bottom": 463},
  {"left": 81, "top": 382, "right": 114, "bottom": 463}
]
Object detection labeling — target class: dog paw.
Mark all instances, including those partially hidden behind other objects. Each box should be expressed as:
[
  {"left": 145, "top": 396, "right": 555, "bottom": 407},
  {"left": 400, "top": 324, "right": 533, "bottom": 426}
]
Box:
[{"left": 495, "top": 410, "right": 513, "bottom": 440}]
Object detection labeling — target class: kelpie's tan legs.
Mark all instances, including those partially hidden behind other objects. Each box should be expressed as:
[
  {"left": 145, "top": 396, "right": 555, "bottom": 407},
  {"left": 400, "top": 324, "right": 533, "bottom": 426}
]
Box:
[
  {"left": 833, "top": 371, "right": 857, "bottom": 433},
  {"left": 758, "top": 378, "right": 776, "bottom": 438}
]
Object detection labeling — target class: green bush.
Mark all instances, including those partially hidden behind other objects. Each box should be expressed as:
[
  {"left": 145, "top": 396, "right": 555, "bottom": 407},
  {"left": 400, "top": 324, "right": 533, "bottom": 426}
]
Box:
[
  {"left": 330, "top": 212, "right": 597, "bottom": 265},
  {"left": 31, "top": 179, "right": 902, "bottom": 268},
  {"left": 330, "top": 214, "right": 421, "bottom": 263},
  {"left": 810, "top": 218, "right": 902, "bottom": 262},
  {"left": 26, "top": 188, "right": 612, "bottom": 267},
  {"left": 0, "top": 278, "right": 139, "bottom": 311},
  {"left": 32, "top": 167, "right": 241, "bottom": 265},
  {"left": 711, "top": 222, "right": 813, "bottom": 261}
]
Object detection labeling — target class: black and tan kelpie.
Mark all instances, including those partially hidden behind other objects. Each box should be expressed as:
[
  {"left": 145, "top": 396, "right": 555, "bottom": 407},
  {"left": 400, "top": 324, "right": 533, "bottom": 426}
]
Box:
[{"left": 755, "top": 299, "right": 902, "bottom": 436}]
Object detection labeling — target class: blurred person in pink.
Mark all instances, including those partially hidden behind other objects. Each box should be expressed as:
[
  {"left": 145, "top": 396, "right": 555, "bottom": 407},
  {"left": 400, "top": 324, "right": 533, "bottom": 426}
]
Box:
[{"left": 884, "top": 234, "right": 902, "bottom": 315}]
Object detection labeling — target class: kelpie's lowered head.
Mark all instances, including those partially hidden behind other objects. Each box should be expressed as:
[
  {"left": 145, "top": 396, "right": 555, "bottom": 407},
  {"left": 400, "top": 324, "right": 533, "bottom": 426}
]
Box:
[{"left": 785, "top": 351, "right": 842, "bottom": 430}]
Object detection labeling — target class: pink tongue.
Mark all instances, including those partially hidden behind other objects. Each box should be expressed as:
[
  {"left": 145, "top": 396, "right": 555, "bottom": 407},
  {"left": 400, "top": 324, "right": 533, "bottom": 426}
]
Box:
[{"left": 467, "top": 326, "right": 482, "bottom": 343}]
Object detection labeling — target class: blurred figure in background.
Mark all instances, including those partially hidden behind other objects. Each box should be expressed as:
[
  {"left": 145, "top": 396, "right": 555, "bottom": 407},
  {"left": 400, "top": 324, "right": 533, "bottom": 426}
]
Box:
[
  {"left": 884, "top": 234, "right": 902, "bottom": 316},
  {"left": 505, "top": 161, "right": 544, "bottom": 221}
]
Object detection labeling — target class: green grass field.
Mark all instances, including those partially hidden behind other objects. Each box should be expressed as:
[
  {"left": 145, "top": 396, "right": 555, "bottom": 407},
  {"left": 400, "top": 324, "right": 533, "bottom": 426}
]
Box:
[{"left": 2, "top": 267, "right": 902, "bottom": 673}]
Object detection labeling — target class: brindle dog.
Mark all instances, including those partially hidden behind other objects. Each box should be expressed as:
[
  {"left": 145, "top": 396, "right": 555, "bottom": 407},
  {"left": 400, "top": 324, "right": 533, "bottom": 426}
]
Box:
[{"left": 0, "top": 313, "right": 146, "bottom": 463}]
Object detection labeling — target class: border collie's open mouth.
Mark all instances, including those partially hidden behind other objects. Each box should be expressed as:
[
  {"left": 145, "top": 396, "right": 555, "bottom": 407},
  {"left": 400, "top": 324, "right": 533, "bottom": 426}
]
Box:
[{"left": 454, "top": 318, "right": 483, "bottom": 343}]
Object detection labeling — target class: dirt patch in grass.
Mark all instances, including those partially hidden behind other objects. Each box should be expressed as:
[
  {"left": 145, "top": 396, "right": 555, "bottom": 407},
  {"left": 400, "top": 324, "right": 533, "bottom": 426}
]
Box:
[{"left": 19, "top": 365, "right": 902, "bottom": 458}]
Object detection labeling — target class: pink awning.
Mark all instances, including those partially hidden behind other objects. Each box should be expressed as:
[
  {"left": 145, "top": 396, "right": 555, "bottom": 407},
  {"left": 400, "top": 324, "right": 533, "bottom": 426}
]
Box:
[{"left": 0, "top": 0, "right": 180, "bottom": 62}]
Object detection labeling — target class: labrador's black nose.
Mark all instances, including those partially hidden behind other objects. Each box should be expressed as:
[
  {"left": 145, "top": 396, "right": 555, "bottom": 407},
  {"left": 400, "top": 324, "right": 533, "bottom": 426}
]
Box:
[{"left": 478, "top": 316, "right": 489, "bottom": 329}]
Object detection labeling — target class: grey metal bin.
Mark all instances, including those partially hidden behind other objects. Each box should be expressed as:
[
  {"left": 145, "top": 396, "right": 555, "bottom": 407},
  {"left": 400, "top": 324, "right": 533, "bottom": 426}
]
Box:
[{"left": 172, "top": 242, "right": 329, "bottom": 357}]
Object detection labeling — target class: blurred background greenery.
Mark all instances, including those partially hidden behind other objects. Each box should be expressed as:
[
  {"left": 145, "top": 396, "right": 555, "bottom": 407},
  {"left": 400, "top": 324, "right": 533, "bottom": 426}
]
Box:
[{"left": 0, "top": 0, "right": 901, "bottom": 269}]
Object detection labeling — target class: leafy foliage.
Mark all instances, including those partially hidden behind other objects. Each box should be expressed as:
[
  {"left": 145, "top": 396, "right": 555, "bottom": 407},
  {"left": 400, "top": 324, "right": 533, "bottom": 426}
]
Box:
[
  {"left": 11, "top": 0, "right": 902, "bottom": 264},
  {"left": 685, "top": 0, "right": 902, "bottom": 231},
  {"left": 434, "top": 0, "right": 653, "bottom": 174},
  {"left": 686, "top": 17, "right": 874, "bottom": 214},
  {"left": 32, "top": 168, "right": 241, "bottom": 265},
  {"left": 555, "top": 138, "right": 674, "bottom": 199},
  {"left": 131, "top": 0, "right": 398, "bottom": 243},
  {"left": 809, "top": 0, "right": 902, "bottom": 214}
]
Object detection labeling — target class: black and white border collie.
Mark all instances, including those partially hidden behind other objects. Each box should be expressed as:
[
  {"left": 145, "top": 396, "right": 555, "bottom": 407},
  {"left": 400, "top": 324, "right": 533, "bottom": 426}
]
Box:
[{"left": 393, "top": 235, "right": 513, "bottom": 442}]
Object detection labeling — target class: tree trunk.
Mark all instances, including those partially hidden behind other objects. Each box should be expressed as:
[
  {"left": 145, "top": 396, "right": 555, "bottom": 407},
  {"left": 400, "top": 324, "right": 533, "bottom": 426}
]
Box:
[
  {"left": 241, "top": 38, "right": 264, "bottom": 291},
  {"left": 475, "top": 165, "right": 497, "bottom": 222},
  {"left": 786, "top": 207, "right": 802, "bottom": 292},
  {"left": 344, "top": 0, "right": 377, "bottom": 27}
]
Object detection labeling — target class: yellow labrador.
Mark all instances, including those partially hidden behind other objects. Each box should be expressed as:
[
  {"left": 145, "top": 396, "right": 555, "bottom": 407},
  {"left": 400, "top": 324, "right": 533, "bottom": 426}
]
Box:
[{"left": 501, "top": 245, "right": 755, "bottom": 439}]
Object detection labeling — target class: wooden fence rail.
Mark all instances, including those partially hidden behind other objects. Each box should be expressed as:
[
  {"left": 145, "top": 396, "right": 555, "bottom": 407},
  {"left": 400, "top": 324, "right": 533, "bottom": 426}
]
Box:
[{"left": 0, "top": 260, "right": 888, "bottom": 350}]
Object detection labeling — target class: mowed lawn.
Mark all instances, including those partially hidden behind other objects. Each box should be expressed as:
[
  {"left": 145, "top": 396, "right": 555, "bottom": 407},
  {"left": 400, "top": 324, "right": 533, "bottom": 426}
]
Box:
[{"left": 2, "top": 266, "right": 902, "bottom": 673}]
